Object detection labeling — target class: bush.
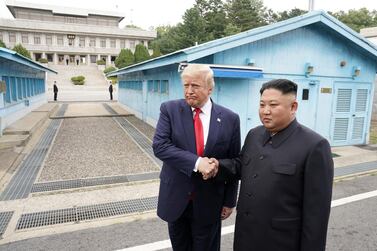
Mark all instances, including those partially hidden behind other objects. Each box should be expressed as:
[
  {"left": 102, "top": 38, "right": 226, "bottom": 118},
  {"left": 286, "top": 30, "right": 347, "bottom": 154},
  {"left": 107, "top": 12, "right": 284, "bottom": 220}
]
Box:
[
  {"left": 103, "top": 66, "right": 117, "bottom": 74},
  {"left": 0, "top": 39, "right": 6, "bottom": 48},
  {"left": 134, "top": 44, "right": 150, "bottom": 63},
  {"left": 96, "top": 59, "right": 106, "bottom": 65},
  {"left": 38, "top": 58, "right": 48, "bottom": 63},
  {"left": 12, "top": 43, "right": 31, "bottom": 59},
  {"left": 107, "top": 76, "right": 118, "bottom": 84},
  {"left": 71, "top": 75, "right": 85, "bottom": 85},
  {"left": 115, "top": 49, "right": 134, "bottom": 69}
]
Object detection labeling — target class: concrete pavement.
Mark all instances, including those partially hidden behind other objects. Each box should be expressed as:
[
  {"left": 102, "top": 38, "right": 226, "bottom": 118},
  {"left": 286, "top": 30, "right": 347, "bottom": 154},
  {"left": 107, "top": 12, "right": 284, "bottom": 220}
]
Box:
[{"left": 0, "top": 101, "right": 376, "bottom": 247}]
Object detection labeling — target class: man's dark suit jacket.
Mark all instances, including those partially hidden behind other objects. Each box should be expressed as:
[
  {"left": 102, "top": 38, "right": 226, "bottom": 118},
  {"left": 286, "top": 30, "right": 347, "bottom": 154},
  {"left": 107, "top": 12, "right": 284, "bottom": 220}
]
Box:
[
  {"left": 220, "top": 119, "right": 334, "bottom": 251},
  {"left": 153, "top": 99, "right": 240, "bottom": 225}
]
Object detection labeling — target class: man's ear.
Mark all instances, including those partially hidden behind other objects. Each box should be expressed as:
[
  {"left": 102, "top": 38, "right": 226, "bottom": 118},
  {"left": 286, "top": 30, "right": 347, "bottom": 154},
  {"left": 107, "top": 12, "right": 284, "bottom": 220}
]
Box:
[{"left": 291, "top": 100, "right": 298, "bottom": 113}]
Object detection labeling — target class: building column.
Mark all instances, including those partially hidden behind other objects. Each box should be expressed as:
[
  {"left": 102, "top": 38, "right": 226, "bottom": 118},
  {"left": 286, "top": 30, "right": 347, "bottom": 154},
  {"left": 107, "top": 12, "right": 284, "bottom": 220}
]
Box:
[
  {"left": 53, "top": 53, "right": 58, "bottom": 65},
  {"left": 42, "top": 52, "right": 46, "bottom": 59},
  {"left": 107, "top": 55, "right": 111, "bottom": 66},
  {"left": 87, "top": 54, "right": 90, "bottom": 65}
]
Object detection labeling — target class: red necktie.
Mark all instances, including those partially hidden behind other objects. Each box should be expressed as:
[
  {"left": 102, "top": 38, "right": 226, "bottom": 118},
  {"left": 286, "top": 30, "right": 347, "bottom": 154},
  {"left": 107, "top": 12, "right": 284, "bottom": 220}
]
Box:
[{"left": 194, "top": 108, "right": 204, "bottom": 156}]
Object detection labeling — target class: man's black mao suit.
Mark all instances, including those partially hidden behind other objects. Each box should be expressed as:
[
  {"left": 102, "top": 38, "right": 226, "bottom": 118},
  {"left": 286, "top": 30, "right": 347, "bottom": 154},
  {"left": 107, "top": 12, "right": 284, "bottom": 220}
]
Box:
[{"left": 219, "top": 119, "right": 334, "bottom": 251}]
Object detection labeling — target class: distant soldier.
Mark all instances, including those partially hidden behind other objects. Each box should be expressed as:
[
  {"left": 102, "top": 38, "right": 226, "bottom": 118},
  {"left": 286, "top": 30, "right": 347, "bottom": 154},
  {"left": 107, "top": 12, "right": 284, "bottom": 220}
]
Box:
[
  {"left": 53, "top": 81, "right": 58, "bottom": 101},
  {"left": 108, "top": 80, "right": 113, "bottom": 100}
]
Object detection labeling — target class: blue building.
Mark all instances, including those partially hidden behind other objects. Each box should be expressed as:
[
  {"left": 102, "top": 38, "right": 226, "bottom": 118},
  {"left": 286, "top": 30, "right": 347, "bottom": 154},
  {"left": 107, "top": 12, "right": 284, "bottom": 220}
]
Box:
[
  {"left": 109, "top": 11, "right": 377, "bottom": 146},
  {"left": 0, "top": 47, "right": 56, "bottom": 134}
]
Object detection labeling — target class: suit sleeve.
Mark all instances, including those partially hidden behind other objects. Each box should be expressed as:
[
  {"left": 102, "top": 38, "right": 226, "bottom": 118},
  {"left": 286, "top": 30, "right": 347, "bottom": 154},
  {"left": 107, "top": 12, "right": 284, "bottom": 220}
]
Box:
[
  {"left": 301, "top": 139, "right": 334, "bottom": 251},
  {"left": 152, "top": 102, "right": 198, "bottom": 177},
  {"left": 222, "top": 114, "right": 241, "bottom": 208}
]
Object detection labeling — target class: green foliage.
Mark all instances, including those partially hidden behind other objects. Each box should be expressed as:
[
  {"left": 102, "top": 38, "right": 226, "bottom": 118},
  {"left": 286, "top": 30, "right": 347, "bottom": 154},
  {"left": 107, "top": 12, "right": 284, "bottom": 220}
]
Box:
[
  {"left": 96, "top": 59, "right": 106, "bottom": 65},
  {"left": 134, "top": 44, "right": 150, "bottom": 63},
  {"left": 226, "top": 0, "right": 267, "bottom": 31},
  {"left": 115, "top": 49, "right": 135, "bottom": 68},
  {"left": 275, "top": 8, "right": 307, "bottom": 22},
  {"left": 330, "top": 8, "right": 377, "bottom": 32},
  {"left": 71, "top": 75, "right": 85, "bottom": 85},
  {"left": 12, "top": 43, "right": 31, "bottom": 59},
  {"left": 107, "top": 76, "right": 118, "bottom": 84},
  {"left": 103, "top": 66, "right": 117, "bottom": 74},
  {"left": 0, "top": 39, "right": 6, "bottom": 48},
  {"left": 38, "top": 58, "right": 48, "bottom": 63},
  {"left": 151, "top": 44, "right": 162, "bottom": 58},
  {"left": 149, "top": 1, "right": 377, "bottom": 57}
]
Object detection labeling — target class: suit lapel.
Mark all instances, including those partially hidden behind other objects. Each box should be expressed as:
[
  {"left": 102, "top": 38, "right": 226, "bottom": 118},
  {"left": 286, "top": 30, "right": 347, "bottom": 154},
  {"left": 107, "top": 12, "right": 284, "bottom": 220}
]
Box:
[
  {"left": 180, "top": 100, "right": 196, "bottom": 154},
  {"left": 204, "top": 102, "right": 221, "bottom": 156}
]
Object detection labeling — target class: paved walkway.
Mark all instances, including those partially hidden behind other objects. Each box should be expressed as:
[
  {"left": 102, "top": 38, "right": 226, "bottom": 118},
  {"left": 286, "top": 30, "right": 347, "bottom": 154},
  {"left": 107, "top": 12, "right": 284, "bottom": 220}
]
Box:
[{"left": 0, "top": 101, "right": 376, "bottom": 246}]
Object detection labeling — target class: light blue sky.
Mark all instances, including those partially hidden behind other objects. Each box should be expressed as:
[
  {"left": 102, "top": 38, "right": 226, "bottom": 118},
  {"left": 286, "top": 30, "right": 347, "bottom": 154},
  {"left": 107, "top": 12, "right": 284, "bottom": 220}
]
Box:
[{"left": 0, "top": 0, "right": 376, "bottom": 30}]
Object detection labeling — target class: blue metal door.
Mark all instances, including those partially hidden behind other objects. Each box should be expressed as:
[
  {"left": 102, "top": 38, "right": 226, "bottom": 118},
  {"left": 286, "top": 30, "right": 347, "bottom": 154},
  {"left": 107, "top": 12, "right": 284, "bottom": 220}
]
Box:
[
  {"left": 294, "top": 79, "right": 319, "bottom": 130},
  {"left": 331, "top": 82, "right": 371, "bottom": 146}
]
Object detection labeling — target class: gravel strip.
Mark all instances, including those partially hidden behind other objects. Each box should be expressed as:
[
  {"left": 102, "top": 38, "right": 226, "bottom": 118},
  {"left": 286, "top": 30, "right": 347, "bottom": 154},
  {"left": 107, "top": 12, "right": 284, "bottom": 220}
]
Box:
[
  {"left": 125, "top": 116, "right": 156, "bottom": 141},
  {"left": 38, "top": 117, "right": 158, "bottom": 181}
]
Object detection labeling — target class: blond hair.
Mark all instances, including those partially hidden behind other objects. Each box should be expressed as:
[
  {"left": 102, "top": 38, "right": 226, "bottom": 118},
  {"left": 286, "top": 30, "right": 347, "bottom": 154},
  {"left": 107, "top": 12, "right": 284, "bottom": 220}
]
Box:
[{"left": 181, "top": 64, "right": 215, "bottom": 88}]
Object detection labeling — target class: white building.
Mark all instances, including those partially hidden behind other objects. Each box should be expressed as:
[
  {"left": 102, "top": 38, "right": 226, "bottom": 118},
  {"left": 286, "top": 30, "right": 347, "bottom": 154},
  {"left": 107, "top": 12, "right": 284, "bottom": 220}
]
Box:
[{"left": 0, "top": 0, "right": 156, "bottom": 66}]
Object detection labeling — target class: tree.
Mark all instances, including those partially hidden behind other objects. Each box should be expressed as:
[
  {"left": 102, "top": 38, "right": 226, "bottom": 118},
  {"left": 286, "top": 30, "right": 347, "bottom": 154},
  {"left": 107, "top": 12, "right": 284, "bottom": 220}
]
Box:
[
  {"left": 12, "top": 43, "right": 31, "bottom": 59},
  {"left": 195, "top": 0, "right": 228, "bottom": 39},
  {"left": 226, "top": 0, "right": 267, "bottom": 32},
  {"left": 0, "top": 40, "right": 6, "bottom": 48},
  {"left": 176, "top": 7, "right": 208, "bottom": 49},
  {"left": 134, "top": 44, "right": 150, "bottom": 63},
  {"left": 151, "top": 44, "right": 162, "bottom": 58},
  {"left": 331, "top": 8, "right": 377, "bottom": 32},
  {"left": 115, "top": 49, "right": 134, "bottom": 69},
  {"left": 276, "top": 8, "right": 307, "bottom": 22}
]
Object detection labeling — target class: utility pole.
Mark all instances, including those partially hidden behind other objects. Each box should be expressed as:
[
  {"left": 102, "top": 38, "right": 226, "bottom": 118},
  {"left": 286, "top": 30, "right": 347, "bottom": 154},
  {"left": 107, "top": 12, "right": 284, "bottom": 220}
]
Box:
[{"left": 309, "top": 0, "right": 314, "bottom": 11}]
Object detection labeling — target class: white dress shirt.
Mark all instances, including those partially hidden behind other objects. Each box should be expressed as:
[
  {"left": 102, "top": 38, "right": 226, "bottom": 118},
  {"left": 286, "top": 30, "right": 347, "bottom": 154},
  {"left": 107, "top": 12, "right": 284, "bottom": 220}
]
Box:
[{"left": 193, "top": 99, "right": 212, "bottom": 171}]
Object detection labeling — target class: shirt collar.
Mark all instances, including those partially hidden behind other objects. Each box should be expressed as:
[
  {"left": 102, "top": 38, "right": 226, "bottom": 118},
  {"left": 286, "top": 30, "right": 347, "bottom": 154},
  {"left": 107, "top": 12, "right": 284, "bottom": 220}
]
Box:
[
  {"left": 192, "top": 99, "right": 212, "bottom": 115},
  {"left": 262, "top": 119, "right": 299, "bottom": 147}
]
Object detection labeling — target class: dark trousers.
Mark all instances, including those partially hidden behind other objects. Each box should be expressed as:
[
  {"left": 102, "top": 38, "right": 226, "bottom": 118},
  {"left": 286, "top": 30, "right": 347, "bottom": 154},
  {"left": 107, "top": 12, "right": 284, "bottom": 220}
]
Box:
[
  {"left": 54, "top": 92, "right": 57, "bottom": 101},
  {"left": 110, "top": 92, "right": 113, "bottom": 100},
  {"left": 168, "top": 201, "right": 221, "bottom": 251}
]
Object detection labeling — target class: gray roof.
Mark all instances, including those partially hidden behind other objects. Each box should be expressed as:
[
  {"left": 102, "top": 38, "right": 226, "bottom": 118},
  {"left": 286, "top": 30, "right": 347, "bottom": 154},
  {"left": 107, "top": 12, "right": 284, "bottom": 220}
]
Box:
[{"left": 6, "top": 0, "right": 125, "bottom": 21}]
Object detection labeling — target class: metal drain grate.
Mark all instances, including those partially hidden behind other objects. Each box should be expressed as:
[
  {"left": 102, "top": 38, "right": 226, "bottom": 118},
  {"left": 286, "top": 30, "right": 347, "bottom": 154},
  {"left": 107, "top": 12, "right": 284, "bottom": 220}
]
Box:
[
  {"left": 55, "top": 104, "right": 68, "bottom": 117},
  {"left": 16, "top": 196, "right": 158, "bottom": 230},
  {"left": 0, "top": 106, "right": 65, "bottom": 201},
  {"left": 103, "top": 103, "right": 162, "bottom": 167},
  {"left": 0, "top": 211, "right": 14, "bottom": 238},
  {"left": 31, "top": 172, "right": 159, "bottom": 193}
]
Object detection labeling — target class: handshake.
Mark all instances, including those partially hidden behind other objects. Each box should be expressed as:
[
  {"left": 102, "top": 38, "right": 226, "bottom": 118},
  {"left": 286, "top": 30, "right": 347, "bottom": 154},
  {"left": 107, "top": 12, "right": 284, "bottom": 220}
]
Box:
[{"left": 198, "top": 157, "right": 219, "bottom": 180}]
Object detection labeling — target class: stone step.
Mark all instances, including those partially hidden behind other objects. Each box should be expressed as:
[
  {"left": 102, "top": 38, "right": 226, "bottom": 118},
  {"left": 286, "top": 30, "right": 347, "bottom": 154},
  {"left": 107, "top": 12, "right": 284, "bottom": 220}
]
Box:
[{"left": 0, "top": 134, "right": 30, "bottom": 150}]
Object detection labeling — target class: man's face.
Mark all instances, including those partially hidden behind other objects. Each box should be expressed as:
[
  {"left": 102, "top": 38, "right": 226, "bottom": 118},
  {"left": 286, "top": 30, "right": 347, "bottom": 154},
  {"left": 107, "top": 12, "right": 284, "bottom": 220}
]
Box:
[
  {"left": 183, "top": 75, "right": 212, "bottom": 108},
  {"left": 259, "top": 88, "right": 297, "bottom": 133}
]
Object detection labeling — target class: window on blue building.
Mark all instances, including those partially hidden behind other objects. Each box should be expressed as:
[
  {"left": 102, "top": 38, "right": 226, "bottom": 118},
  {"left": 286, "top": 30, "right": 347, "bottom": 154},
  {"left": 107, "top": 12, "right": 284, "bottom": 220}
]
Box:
[
  {"left": 22, "top": 78, "right": 27, "bottom": 98},
  {"left": 147, "top": 80, "right": 153, "bottom": 92},
  {"left": 160, "top": 80, "right": 169, "bottom": 94},
  {"left": 17, "top": 77, "right": 23, "bottom": 100},
  {"left": 10, "top": 77, "right": 17, "bottom": 101},
  {"left": 153, "top": 80, "right": 160, "bottom": 92},
  {"left": 2, "top": 76, "right": 11, "bottom": 103}
]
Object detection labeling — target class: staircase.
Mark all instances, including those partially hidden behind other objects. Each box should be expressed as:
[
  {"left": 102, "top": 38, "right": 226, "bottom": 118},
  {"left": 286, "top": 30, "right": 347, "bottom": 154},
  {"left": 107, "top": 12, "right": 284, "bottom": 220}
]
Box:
[{"left": 46, "top": 64, "right": 116, "bottom": 101}]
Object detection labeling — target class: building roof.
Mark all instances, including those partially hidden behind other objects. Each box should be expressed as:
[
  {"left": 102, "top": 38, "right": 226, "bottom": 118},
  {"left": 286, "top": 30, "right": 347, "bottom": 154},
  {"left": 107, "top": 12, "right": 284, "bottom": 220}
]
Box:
[
  {"left": 0, "top": 18, "right": 156, "bottom": 39},
  {"left": 6, "top": 0, "right": 124, "bottom": 22},
  {"left": 0, "top": 47, "right": 57, "bottom": 74},
  {"left": 108, "top": 10, "right": 377, "bottom": 77},
  {"left": 360, "top": 26, "right": 377, "bottom": 38}
]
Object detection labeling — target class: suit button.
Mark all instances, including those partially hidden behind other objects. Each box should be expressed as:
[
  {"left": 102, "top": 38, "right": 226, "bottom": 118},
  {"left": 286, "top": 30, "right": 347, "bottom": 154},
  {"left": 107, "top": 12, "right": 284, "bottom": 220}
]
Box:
[
  {"left": 188, "top": 192, "right": 192, "bottom": 196},
  {"left": 259, "top": 155, "right": 264, "bottom": 160},
  {"left": 246, "top": 193, "right": 252, "bottom": 197},
  {"left": 245, "top": 212, "right": 250, "bottom": 216},
  {"left": 253, "top": 174, "right": 258, "bottom": 178}
]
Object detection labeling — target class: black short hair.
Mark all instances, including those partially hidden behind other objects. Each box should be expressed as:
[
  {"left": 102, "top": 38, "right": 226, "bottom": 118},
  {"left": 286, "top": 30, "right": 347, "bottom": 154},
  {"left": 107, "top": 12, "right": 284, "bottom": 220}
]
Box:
[{"left": 260, "top": 79, "right": 297, "bottom": 96}]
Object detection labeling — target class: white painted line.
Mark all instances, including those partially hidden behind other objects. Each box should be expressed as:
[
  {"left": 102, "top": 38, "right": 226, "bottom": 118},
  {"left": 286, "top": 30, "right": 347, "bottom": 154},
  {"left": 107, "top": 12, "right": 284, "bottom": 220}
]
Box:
[
  {"left": 118, "top": 239, "right": 171, "bottom": 251},
  {"left": 331, "top": 190, "right": 377, "bottom": 207},
  {"left": 117, "top": 189, "right": 377, "bottom": 251}
]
